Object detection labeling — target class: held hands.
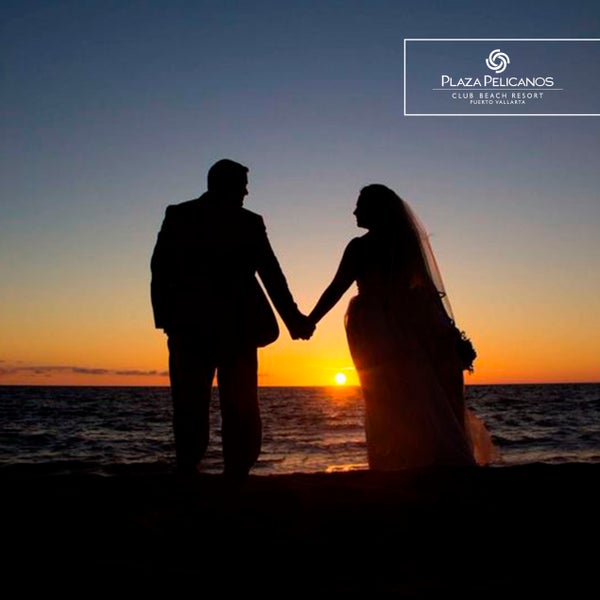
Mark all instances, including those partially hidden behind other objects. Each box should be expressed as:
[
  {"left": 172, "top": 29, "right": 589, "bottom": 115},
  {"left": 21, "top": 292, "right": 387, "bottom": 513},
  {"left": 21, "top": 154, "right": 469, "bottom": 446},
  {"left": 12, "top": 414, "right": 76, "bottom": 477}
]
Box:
[{"left": 290, "top": 314, "right": 316, "bottom": 341}]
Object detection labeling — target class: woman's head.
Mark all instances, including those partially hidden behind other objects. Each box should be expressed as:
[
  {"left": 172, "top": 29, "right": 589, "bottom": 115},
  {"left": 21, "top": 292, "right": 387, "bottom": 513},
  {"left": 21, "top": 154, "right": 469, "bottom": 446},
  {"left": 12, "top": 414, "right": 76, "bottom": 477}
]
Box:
[
  {"left": 354, "top": 184, "right": 407, "bottom": 230},
  {"left": 354, "top": 185, "right": 451, "bottom": 313}
]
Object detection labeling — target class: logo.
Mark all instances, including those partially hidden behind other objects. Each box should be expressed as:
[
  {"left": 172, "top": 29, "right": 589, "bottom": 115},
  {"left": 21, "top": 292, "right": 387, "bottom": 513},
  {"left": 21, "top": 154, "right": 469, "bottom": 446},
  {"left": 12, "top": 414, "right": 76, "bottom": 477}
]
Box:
[
  {"left": 404, "top": 39, "right": 600, "bottom": 116},
  {"left": 485, "top": 49, "right": 510, "bottom": 73}
]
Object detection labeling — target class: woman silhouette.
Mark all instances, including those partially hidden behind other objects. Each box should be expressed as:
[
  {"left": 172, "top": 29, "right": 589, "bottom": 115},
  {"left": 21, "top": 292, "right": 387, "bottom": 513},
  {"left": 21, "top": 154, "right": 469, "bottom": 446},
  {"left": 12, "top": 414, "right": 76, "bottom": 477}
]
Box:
[{"left": 308, "top": 185, "right": 495, "bottom": 470}]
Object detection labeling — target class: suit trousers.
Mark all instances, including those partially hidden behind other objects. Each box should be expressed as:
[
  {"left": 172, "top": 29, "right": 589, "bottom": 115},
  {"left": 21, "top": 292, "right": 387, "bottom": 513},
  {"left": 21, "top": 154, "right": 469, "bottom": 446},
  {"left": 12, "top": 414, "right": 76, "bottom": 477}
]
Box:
[{"left": 167, "top": 332, "right": 261, "bottom": 476}]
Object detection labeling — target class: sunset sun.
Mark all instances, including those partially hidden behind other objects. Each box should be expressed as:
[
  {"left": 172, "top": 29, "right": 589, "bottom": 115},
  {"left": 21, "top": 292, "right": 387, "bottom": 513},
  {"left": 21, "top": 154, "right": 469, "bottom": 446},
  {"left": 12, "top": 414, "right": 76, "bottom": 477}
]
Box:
[{"left": 334, "top": 372, "right": 348, "bottom": 385}]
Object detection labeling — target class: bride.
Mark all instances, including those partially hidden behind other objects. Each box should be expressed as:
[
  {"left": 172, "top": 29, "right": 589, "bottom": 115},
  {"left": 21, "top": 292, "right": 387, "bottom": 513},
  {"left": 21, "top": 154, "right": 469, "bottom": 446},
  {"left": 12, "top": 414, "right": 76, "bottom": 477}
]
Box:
[{"left": 308, "top": 184, "right": 496, "bottom": 470}]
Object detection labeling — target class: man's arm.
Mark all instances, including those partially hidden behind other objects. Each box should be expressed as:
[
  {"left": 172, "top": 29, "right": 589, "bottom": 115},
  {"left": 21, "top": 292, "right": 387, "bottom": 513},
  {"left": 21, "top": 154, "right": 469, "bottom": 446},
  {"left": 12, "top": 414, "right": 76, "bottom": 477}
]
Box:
[
  {"left": 150, "top": 206, "right": 176, "bottom": 330},
  {"left": 255, "top": 217, "right": 314, "bottom": 340}
]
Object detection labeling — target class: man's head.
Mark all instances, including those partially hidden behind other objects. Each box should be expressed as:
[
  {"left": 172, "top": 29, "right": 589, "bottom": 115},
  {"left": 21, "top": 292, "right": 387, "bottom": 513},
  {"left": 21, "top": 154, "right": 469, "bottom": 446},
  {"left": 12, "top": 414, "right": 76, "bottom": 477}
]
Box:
[{"left": 207, "top": 159, "right": 249, "bottom": 208}]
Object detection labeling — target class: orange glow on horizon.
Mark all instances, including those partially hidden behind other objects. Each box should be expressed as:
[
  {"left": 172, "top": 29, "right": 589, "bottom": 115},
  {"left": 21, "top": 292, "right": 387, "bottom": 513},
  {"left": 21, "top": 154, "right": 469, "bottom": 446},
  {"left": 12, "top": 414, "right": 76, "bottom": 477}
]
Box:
[
  {"left": 1, "top": 322, "right": 598, "bottom": 387},
  {"left": 1, "top": 355, "right": 598, "bottom": 387}
]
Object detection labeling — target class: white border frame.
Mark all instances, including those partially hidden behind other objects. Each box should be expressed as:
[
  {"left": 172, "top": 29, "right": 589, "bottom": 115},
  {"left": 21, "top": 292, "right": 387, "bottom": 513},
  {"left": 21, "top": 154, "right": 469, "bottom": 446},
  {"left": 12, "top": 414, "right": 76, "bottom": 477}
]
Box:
[{"left": 403, "top": 38, "right": 600, "bottom": 117}]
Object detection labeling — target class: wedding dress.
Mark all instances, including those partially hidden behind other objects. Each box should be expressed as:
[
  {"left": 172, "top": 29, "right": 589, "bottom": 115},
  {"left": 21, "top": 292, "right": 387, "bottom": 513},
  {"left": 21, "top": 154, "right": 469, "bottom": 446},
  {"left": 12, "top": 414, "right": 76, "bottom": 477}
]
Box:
[{"left": 343, "top": 202, "right": 496, "bottom": 470}]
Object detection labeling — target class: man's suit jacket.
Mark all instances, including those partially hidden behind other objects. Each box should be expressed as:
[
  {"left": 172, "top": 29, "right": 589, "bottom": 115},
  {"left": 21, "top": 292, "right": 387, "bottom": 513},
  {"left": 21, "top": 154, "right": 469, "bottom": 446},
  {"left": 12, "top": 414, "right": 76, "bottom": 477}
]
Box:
[{"left": 150, "top": 192, "right": 301, "bottom": 346}]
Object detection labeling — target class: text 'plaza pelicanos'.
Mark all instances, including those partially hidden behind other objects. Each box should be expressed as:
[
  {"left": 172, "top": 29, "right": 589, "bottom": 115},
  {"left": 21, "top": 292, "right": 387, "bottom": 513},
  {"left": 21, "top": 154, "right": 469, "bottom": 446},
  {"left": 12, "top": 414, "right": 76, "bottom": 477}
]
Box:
[{"left": 440, "top": 75, "right": 555, "bottom": 88}]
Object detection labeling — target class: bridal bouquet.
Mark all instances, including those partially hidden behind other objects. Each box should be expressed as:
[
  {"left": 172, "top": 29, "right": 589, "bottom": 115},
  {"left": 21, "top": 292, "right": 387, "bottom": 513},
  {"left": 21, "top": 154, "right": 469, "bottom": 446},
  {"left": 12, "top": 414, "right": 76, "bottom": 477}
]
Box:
[{"left": 455, "top": 328, "right": 477, "bottom": 373}]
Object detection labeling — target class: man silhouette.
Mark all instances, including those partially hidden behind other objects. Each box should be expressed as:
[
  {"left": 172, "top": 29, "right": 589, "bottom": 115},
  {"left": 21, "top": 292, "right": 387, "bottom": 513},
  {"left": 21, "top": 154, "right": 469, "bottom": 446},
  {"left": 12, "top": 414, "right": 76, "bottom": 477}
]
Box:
[{"left": 151, "top": 159, "right": 313, "bottom": 478}]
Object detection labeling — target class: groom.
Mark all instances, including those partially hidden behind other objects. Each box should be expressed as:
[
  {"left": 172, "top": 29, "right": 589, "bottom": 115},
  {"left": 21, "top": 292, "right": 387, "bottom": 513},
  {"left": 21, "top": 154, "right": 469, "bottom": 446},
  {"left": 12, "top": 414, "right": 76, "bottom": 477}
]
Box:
[{"left": 150, "top": 158, "right": 314, "bottom": 478}]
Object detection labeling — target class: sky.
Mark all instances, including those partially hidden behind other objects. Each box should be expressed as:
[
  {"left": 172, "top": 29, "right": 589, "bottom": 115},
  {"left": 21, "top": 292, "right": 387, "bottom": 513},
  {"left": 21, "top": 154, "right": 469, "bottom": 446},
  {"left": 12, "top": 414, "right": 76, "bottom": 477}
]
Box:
[{"left": 1, "top": 0, "right": 599, "bottom": 386}]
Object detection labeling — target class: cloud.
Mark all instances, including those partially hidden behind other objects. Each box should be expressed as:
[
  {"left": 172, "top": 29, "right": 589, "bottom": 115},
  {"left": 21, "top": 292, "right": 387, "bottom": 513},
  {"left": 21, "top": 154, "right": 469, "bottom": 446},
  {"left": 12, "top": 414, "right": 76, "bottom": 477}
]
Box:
[
  {"left": 72, "top": 367, "right": 110, "bottom": 375},
  {"left": 0, "top": 365, "right": 169, "bottom": 378}
]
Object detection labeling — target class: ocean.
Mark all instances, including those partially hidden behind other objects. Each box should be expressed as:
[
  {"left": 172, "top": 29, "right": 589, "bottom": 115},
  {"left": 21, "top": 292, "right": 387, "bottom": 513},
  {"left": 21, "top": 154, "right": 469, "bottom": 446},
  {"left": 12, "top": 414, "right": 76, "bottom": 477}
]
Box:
[{"left": 1, "top": 383, "right": 599, "bottom": 475}]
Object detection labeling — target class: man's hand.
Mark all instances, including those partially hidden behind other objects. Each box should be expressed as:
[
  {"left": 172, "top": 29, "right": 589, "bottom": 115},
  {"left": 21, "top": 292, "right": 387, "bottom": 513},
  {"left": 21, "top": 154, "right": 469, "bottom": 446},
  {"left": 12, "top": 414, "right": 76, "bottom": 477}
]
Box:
[{"left": 290, "top": 314, "right": 316, "bottom": 340}]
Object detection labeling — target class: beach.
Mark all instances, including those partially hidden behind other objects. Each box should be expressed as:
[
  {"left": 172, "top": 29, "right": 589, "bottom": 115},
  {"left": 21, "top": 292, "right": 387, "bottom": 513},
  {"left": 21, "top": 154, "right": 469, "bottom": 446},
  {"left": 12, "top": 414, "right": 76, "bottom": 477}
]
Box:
[{"left": 3, "top": 462, "right": 598, "bottom": 596}]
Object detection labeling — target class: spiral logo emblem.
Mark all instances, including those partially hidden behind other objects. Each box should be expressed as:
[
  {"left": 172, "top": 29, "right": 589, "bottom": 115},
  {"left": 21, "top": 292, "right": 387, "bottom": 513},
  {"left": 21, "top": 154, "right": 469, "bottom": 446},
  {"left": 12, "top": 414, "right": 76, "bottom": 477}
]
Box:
[{"left": 485, "top": 48, "right": 510, "bottom": 73}]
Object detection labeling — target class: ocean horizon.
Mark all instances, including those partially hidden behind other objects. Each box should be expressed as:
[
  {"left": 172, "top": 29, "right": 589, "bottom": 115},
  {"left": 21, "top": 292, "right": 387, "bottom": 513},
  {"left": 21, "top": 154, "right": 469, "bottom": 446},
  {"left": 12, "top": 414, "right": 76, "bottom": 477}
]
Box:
[{"left": 2, "top": 382, "right": 600, "bottom": 475}]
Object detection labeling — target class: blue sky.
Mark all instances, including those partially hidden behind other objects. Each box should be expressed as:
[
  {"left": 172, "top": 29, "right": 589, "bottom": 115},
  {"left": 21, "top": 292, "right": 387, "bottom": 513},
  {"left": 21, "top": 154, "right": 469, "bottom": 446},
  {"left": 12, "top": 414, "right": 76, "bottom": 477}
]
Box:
[{"left": 1, "top": 0, "right": 599, "bottom": 384}]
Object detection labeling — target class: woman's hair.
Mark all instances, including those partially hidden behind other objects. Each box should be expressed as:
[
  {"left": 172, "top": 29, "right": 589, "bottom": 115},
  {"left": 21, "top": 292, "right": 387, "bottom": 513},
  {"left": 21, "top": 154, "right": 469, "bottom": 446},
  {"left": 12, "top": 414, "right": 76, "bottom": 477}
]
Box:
[
  {"left": 358, "top": 184, "right": 454, "bottom": 318},
  {"left": 358, "top": 184, "right": 406, "bottom": 225},
  {"left": 357, "top": 184, "right": 421, "bottom": 249}
]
